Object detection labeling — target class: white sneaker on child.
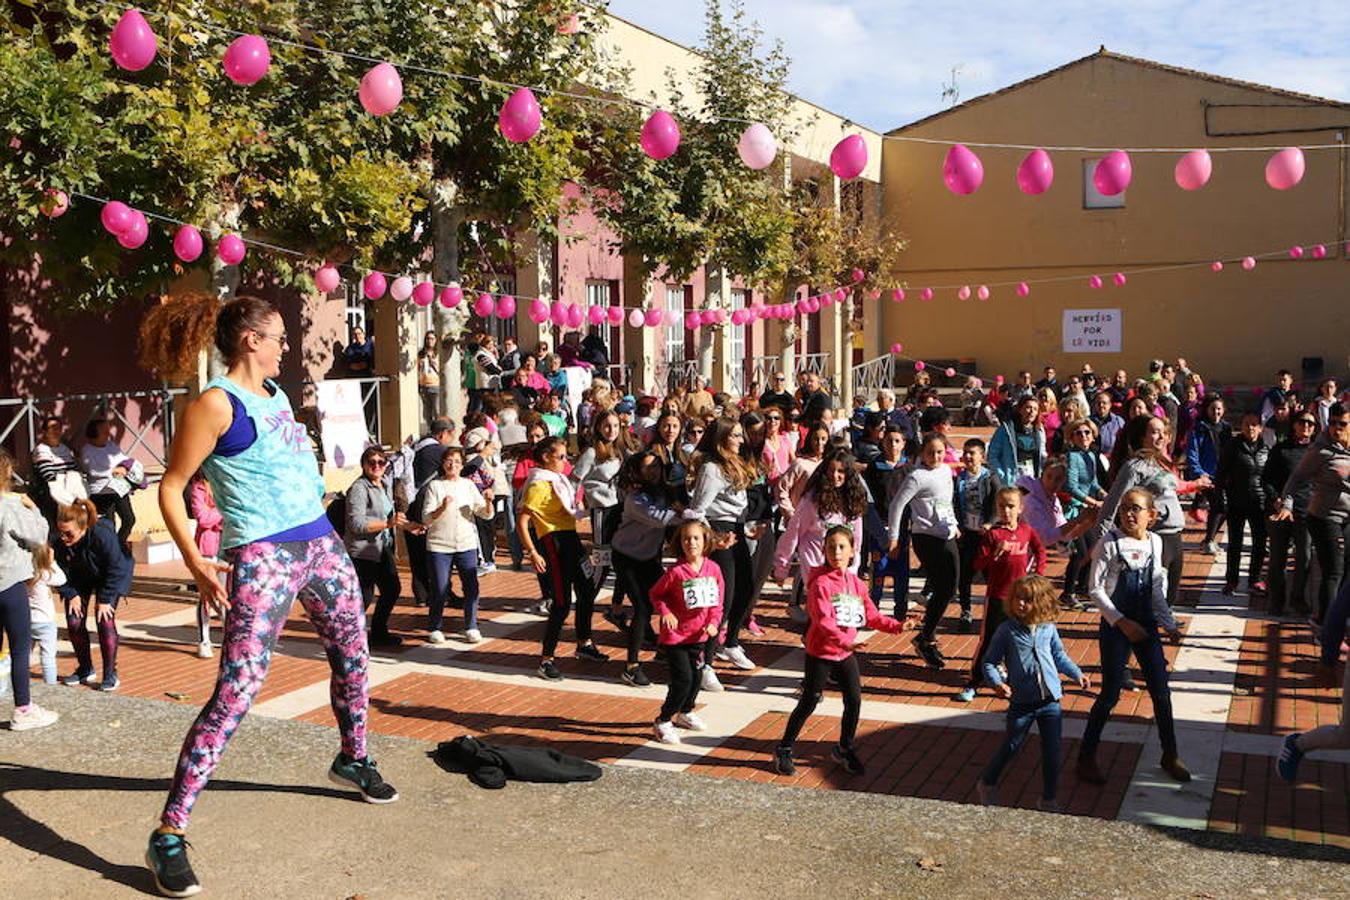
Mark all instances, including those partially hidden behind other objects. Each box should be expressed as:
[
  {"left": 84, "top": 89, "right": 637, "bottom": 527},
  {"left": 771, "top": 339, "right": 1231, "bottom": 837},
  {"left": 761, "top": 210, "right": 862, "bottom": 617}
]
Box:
[
  {"left": 673, "top": 712, "right": 707, "bottom": 731},
  {"left": 196, "top": 642, "right": 213, "bottom": 659},
  {"left": 723, "top": 645, "right": 756, "bottom": 670},
  {"left": 700, "top": 666, "right": 724, "bottom": 693},
  {"left": 11, "top": 703, "right": 59, "bottom": 731},
  {"left": 653, "top": 720, "right": 682, "bottom": 744}
]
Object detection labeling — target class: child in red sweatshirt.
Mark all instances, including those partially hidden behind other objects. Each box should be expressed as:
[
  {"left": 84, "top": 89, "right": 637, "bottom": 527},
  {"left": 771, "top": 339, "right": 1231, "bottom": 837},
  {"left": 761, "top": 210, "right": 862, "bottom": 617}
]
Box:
[
  {"left": 954, "top": 487, "right": 1046, "bottom": 702},
  {"left": 648, "top": 520, "right": 725, "bottom": 745},
  {"left": 774, "top": 525, "right": 906, "bottom": 777}
]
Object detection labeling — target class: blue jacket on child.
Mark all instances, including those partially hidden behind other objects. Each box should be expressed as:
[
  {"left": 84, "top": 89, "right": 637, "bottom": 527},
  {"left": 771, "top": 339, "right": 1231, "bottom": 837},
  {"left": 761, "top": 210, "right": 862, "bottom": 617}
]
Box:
[{"left": 981, "top": 619, "right": 1083, "bottom": 703}]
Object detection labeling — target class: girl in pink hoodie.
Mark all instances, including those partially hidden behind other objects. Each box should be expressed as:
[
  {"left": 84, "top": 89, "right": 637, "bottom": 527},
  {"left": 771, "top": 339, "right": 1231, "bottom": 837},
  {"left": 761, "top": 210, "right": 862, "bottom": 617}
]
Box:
[
  {"left": 188, "top": 472, "right": 223, "bottom": 659},
  {"left": 774, "top": 526, "right": 906, "bottom": 777},
  {"left": 773, "top": 448, "right": 868, "bottom": 622},
  {"left": 648, "top": 520, "right": 725, "bottom": 745}
]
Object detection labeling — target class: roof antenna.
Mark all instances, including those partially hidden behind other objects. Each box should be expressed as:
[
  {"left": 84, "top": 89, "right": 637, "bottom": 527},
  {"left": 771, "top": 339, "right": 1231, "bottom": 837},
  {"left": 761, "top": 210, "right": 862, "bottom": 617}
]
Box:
[{"left": 941, "top": 64, "right": 963, "bottom": 107}]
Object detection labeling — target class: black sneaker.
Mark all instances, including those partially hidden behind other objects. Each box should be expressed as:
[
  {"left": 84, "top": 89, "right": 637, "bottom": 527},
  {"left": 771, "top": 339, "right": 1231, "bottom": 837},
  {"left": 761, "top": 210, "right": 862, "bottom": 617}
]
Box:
[
  {"left": 328, "top": 753, "right": 399, "bottom": 803},
  {"left": 916, "top": 638, "right": 946, "bottom": 669},
  {"left": 369, "top": 632, "right": 404, "bottom": 649},
  {"left": 61, "top": 668, "right": 97, "bottom": 687},
  {"left": 958, "top": 610, "right": 974, "bottom": 633},
  {"left": 774, "top": 746, "right": 797, "bottom": 776},
  {"left": 832, "top": 744, "right": 866, "bottom": 776},
  {"left": 621, "top": 665, "right": 651, "bottom": 687},
  {"left": 145, "top": 830, "right": 201, "bottom": 897},
  {"left": 537, "top": 659, "right": 564, "bottom": 681},
  {"left": 575, "top": 643, "right": 610, "bottom": 663}
]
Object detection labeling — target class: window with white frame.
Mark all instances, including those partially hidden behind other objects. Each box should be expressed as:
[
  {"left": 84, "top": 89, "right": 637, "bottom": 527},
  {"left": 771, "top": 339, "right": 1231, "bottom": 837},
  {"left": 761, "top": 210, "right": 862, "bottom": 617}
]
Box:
[
  {"left": 1083, "top": 159, "right": 1126, "bottom": 209},
  {"left": 665, "top": 285, "right": 686, "bottom": 364},
  {"left": 341, "top": 282, "right": 367, "bottom": 337},
  {"left": 586, "top": 280, "right": 621, "bottom": 367},
  {"left": 730, "top": 288, "right": 748, "bottom": 372}
]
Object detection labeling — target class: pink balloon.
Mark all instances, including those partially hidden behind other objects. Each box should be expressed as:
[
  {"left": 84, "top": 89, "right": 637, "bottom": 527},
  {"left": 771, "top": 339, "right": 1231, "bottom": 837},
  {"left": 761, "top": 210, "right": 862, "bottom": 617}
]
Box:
[
  {"left": 942, "top": 143, "right": 984, "bottom": 195},
  {"left": 499, "top": 88, "right": 542, "bottom": 143},
  {"left": 686, "top": 312, "right": 702, "bottom": 330},
  {"left": 889, "top": 342, "right": 903, "bottom": 354},
  {"left": 944, "top": 367, "right": 956, "bottom": 377},
  {"left": 1288, "top": 245, "right": 1305, "bottom": 259},
  {"left": 359, "top": 63, "right": 403, "bottom": 117},
  {"left": 711, "top": 308, "right": 726, "bottom": 324},
  {"left": 40, "top": 188, "right": 68, "bottom": 218},
  {"left": 976, "top": 285, "right": 990, "bottom": 300},
  {"left": 1312, "top": 244, "right": 1328, "bottom": 259},
  {"left": 565, "top": 305, "right": 583, "bottom": 329},
  {"left": 920, "top": 288, "right": 934, "bottom": 301},
  {"left": 627, "top": 308, "right": 645, "bottom": 328},
  {"left": 606, "top": 306, "right": 625, "bottom": 326},
  {"left": 496, "top": 295, "right": 517, "bottom": 319},
  {"left": 1174, "top": 149, "right": 1212, "bottom": 191},
  {"left": 1093, "top": 150, "right": 1132, "bottom": 196},
  {"left": 1242, "top": 256, "right": 1257, "bottom": 270},
  {"left": 1088, "top": 275, "right": 1103, "bottom": 289},
  {"left": 101, "top": 201, "right": 134, "bottom": 235},
  {"left": 1016, "top": 282, "right": 1030, "bottom": 297},
  {"left": 914, "top": 361, "right": 926, "bottom": 372},
  {"left": 1265, "top": 147, "right": 1305, "bottom": 190},
  {"left": 640, "top": 110, "right": 681, "bottom": 160},
  {"left": 390, "top": 276, "right": 413, "bottom": 301},
  {"left": 315, "top": 265, "right": 341, "bottom": 293},
  {"left": 473, "top": 293, "right": 496, "bottom": 318},
  {"left": 832, "top": 287, "right": 847, "bottom": 302},
  {"left": 550, "top": 300, "right": 567, "bottom": 325},
  {"left": 1016, "top": 148, "right": 1054, "bottom": 195},
  {"left": 866, "top": 290, "right": 880, "bottom": 301},
  {"left": 1113, "top": 272, "right": 1127, "bottom": 287},
  {"left": 805, "top": 297, "right": 820, "bottom": 314},
  {"left": 363, "top": 273, "right": 387, "bottom": 300},
  {"left": 172, "top": 225, "right": 203, "bottom": 262},
  {"left": 1210, "top": 261, "right": 1224, "bottom": 272},
  {"left": 217, "top": 233, "right": 246, "bottom": 265},
  {"left": 109, "top": 9, "right": 157, "bottom": 72},
  {"left": 644, "top": 307, "right": 663, "bottom": 327},
  {"left": 441, "top": 285, "right": 464, "bottom": 308},
  {"left": 850, "top": 268, "right": 865, "bottom": 284},
  {"left": 830, "top": 135, "right": 868, "bottom": 181},
  {"left": 587, "top": 305, "right": 606, "bottom": 325},
  {"left": 117, "top": 211, "right": 149, "bottom": 249},
  {"left": 528, "top": 298, "right": 550, "bottom": 322},
  {"left": 957, "top": 285, "right": 971, "bottom": 300},
  {"left": 412, "top": 281, "right": 435, "bottom": 306},
  {"left": 701, "top": 310, "right": 719, "bottom": 326},
  {"left": 223, "top": 35, "right": 270, "bottom": 85},
  {"left": 737, "top": 123, "right": 777, "bottom": 170},
  {"left": 558, "top": 13, "right": 581, "bottom": 35},
  {"left": 891, "top": 288, "right": 905, "bottom": 302}
]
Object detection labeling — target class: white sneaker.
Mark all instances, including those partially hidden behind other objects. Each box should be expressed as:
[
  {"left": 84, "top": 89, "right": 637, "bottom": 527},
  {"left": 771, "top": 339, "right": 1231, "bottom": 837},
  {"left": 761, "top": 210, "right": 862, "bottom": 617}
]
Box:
[
  {"left": 464, "top": 629, "right": 482, "bottom": 644},
  {"left": 723, "top": 645, "right": 756, "bottom": 670},
  {"left": 714, "top": 646, "right": 732, "bottom": 662},
  {"left": 196, "top": 642, "right": 213, "bottom": 659},
  {"left": 674, "top": 712, "right": 707, "bottom": 731},
  {"left": 1203, "top": 540, "right": 1220, "bottom": 555},
  {"left": 478, "top": 562, "right": 498, "bottom": 575},
  {"left": 11, "top": 703, "right": 59, "bottom": 731},
  {"left": 653, "top": 720, "right": 682, "bottom": 744},
  {"left": 428, "top": 630, "right": 447, "bottom": 645},
  {"left": 700, "top": 666, "right": 724, "bottom": 693}
]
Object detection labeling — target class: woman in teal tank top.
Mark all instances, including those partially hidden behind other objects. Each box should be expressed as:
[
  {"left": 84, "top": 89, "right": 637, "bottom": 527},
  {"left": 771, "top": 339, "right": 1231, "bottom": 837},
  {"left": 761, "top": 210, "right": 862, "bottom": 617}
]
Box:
[{"left": 144, "top": 295, "right": 399, "bottom": 898}]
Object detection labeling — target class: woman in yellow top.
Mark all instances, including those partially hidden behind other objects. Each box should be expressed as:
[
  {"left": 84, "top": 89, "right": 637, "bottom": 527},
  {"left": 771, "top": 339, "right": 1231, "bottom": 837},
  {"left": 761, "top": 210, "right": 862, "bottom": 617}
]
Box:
[{"left": 517, "top": 437, "right": 607, "bottom": 681}]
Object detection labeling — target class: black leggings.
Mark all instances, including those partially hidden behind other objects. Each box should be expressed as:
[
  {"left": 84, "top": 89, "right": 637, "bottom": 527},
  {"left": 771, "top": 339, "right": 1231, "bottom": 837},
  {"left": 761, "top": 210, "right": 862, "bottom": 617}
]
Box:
[
  {"left": 593, "top": 506, "right": 626, "bottom": 612},
  {"left": 1307, "top": 515, "right": 1350, "bottom": 623},
  {"left": 911, "top": 533, "right": 959, "bottom": 640},
  {"left": 659, "top": 643, "right": 703, "bottom": 722},
  {"left": 1063, "top": 534, "right": 1092, "bottom": 595},
  {"left": 92, "top": 492, "right": 135, "bottom": 547},
  {"left": 1225, "top": 505, "right": 1267, "bottom": 586},
  {"left": 969, "top": 594, "right": 1009, "bottom": 683},
  {"left": 956, "top": 528, "right": 982, "bottom": 613},
  {"left": 612, "top": 550, "right": 663, "bottom": 665},
  {"left": 1159, "top": 531, "right": 1183, "bottom": 607},
  {"left": 352, "top": 550, "right": 401, "bottom": 636},
  {"left": 0, "top": 582, "right": 32, "bottom": 708},
  {"left": 540, "top": 530, "right": 597, "bottom": 658},
  {"left": 781, "top": 654, "right": 863, "bottom": 749},
  {"left": 709, "top": 522, "right": 754, "bottom": 649}
]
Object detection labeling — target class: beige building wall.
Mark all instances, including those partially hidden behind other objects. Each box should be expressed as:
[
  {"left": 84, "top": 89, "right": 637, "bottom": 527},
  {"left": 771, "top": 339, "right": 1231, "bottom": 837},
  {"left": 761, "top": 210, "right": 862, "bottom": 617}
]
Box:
[{"left": 878, "top": 51, "right": 1350, "bottom": 386}]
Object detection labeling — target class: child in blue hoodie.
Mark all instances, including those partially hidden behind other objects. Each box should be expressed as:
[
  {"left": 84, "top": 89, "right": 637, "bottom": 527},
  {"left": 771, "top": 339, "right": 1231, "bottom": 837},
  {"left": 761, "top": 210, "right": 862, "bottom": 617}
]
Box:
[{"left": 977, "top": 574, "right": 1090, "bottom": 812}]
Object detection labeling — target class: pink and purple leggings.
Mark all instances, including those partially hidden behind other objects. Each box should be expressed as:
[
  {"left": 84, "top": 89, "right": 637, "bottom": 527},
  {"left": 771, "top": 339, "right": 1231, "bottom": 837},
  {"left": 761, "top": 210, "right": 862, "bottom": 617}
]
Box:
[{"left": 161, "top": 532, "right": 369, "bottom": 830}]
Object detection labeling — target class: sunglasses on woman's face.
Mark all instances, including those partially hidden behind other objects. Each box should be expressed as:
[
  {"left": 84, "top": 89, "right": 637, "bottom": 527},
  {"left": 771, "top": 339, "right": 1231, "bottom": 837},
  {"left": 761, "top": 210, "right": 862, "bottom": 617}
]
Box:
[
  {"left": 1294, "top": 419, "right": 1316, "bottom": 427},
  {"left": 367, "top": 459, "right": 388, "bottom": 468}
]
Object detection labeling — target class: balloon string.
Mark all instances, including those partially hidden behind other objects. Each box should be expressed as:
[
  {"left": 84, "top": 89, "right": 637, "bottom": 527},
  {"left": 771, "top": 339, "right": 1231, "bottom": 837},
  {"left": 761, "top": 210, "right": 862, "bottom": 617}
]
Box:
[{"left": 90, "top": 0, "right": 1349, "bottom": 152}]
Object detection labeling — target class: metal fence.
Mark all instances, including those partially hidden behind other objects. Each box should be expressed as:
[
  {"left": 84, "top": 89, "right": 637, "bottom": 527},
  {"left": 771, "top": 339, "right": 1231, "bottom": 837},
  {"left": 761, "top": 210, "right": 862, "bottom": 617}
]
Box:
[
  {"left": 283, "top": 376, "right": 389, "bottom": 446},
  {"left": 851, "top": 355, "right": 896, "bottom": 400},
  {"left": 795, "top": 352, "right": 835, "bottom": 396},
  {"left": 654, "top": 359, "right": 702, "bottom": 393}
]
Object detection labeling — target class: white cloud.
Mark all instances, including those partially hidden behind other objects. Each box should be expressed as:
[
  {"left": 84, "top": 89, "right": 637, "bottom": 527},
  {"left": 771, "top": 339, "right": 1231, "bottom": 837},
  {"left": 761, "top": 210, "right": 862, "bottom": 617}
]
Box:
[{"left": 606, "top": 0, "right": 1350, "bottom": 129}]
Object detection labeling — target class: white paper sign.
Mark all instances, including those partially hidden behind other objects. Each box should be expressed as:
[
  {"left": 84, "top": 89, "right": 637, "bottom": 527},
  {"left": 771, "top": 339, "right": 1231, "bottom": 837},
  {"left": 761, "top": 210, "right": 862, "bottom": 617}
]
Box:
[
  {"left": 315, "top": 379, "right": 369, "bottom": 468},
  {"left": 1062, "top": 308, "right": 1121, "bottom": 353}
]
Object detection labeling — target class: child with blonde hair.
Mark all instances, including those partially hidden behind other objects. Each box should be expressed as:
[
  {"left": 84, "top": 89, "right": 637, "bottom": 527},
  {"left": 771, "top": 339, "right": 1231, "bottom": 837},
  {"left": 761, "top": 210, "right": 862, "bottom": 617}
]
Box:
[{"left": 26, "top": 541, "right": 66, "bottom": 684}]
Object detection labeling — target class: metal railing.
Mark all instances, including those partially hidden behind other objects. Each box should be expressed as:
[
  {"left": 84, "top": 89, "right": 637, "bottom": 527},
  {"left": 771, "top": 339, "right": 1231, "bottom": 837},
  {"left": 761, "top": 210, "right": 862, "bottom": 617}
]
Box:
[
  {"left": 852, "top": 355, "right": 896, "bottom": 400},
  {"left": 603, "top": 364, "right": 634, "bottom": 394},
  {"left": 289, "top": 376, "right": 389, "bottom": 446},
  {"left": 795, "top": 352, "right": 835, "bottom": 396},
  {"left": 655, "top": 359, "right": 702, "bottom": 393}
]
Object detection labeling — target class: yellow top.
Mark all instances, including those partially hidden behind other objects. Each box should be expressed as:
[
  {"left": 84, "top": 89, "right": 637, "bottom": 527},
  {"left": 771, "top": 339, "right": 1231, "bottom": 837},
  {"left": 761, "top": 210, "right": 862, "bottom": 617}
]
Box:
[{"left": 522, "top": 481, "right": 575, "bottom": 538}]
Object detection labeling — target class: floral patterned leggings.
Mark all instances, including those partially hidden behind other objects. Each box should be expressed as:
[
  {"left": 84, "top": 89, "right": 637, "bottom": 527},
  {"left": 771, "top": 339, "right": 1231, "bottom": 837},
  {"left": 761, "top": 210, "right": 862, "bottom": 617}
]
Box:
[{"left": 161, "top": 532, "right": 369, "bottom": 829}]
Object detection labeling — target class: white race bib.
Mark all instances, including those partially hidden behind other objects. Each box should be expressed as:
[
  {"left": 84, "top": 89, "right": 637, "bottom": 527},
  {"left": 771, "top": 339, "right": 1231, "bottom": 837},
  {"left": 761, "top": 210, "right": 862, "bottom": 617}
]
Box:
[
  {"left": 590, "top": 546, "right": 612, "bottom": 568},
  {"left": 831, "top": 592, "right": 866, "bottom": 629},
  {"left": 682, "top": 576, "right": 719, "bottom": 610}
]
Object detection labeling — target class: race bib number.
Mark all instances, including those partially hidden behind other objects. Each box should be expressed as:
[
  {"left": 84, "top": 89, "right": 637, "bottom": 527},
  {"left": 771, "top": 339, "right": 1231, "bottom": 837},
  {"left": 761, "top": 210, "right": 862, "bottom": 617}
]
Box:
[
  {"left": 590, "top": 546, "right": 612, "bottom": 568},
  {"left": 831, "top": 592, "right": 866, "bottom": 629},
  {"left": 682, "top": 576, "right": 719, "bottom": 610}
]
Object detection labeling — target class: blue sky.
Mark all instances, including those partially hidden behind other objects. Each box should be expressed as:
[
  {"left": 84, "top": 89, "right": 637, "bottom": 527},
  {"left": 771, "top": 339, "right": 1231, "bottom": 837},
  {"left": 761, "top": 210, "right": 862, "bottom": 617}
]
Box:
[{"left": 606, "top": 0, "right": 1350, "bottom": 130}]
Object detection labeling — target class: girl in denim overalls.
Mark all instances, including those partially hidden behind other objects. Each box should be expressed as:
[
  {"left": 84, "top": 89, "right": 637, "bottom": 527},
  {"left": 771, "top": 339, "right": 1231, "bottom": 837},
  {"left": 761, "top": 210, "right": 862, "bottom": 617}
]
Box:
[{"left": 1078, "top": 488, "right": 1191, "bottom": 785}]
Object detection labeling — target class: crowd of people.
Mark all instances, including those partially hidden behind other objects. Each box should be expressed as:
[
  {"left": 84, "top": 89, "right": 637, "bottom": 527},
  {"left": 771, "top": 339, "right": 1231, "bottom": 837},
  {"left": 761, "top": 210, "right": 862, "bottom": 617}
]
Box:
[{"left": 1, "top": 296, "right": 1347, "bottom": 896}]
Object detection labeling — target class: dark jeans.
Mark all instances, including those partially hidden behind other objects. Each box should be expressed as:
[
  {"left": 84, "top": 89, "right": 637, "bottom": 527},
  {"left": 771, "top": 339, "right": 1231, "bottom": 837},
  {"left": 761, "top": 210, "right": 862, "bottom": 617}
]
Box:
[
  {"left": 352, "top": 549, "right": 400, "bottom": 637},
  {"left": 709, "top": 522, "right": 753, "bottom": 649},
  {"left": 1224, "top": 505, "right": 1267, "bottom": 586},
  {"left": 981, "top": 698, "right": 1063, "bottom": 801},
  {"left": 957, "top": 527, "right": 983, "bottom": 613},
  {"left": 781, "top": 653, "right": 863, "bottom": 749},
  {"left": 405, "top": 531, "right": 432, "bottom": 606},
  {"left": 1320, "top": 576, "right": 1350, "bottom": 667},
  {"left": 418, "top": 386, "right": 440, "bottom": 433},
  {"left": 1081, "top": 622, "right": 1176, "bottom": 760},
  {"left": 659, "top": 643, "right": 703, "bottom": 722},
  {"left": 1159, "top": 531, "right": 1183, "bottom": 608},
  {"left": 870, "top": 543, "right": 911, "bottom": 618},
  {"left": 1307, "top": 515, "right": 1350, "bottom": 623},
  {"left": 1266, "top": 514, "right": 1311, "bottom": 614},
  {"left": 1199, "top": 486, "right": 1226, "bottom": 542},
  {"left": 540, "top": 530, "right": 597, "bottom": 658},
  {"left": 92, "top": 492, "right": 135, "bottom": 548},
  {"left": 475, "top": 517, "right": 497, "bottom": 567},
  {"left": 591, "top": 506, "right": 626, "bottom": 612},
  {"left": 0, "top": 581, "right": 32, "bottom": 707},
  {"left": 1063, "top": 534, "right": 1092, "bottom": 595},
  {"left": 612, "top": 550, "right": 663, "bottom": 665},
  {"left": 429, "top": 549, "right": 480, "bottom": 632},
  {"left": 65, "top": 594, "right": 119, "bottom": 680},
  {"left": 969, "top": 594, "right": 1009, "bottom": 683},
  {"left": 911, "top": 533, "right": 959, "bottom": 640}
]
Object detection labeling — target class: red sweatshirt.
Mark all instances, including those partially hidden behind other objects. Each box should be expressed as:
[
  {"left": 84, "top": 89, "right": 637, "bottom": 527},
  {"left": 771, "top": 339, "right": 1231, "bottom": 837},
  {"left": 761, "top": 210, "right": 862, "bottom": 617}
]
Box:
[
  {"left": 973, "top": 521, "right": 1046, "bottom": 602},
  {"left": 803, "top": 566, "right": 904, "bottom": 661},
  {"left": 649, "top": 557, "right": 725, "bottom": 646}
]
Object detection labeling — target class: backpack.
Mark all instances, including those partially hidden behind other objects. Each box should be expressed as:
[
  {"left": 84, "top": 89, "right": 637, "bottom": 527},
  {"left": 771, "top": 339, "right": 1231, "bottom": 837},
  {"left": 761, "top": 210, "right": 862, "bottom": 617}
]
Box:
[{"left": 327, "top": 476, "right": 360, "bottom": 535}]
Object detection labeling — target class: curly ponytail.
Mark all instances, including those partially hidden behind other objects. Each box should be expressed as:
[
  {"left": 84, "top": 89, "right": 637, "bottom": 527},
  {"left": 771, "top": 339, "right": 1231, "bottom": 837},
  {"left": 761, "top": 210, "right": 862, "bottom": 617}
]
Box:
[{"left": 138, "top": 292, "right": 280, "bottom": 379}]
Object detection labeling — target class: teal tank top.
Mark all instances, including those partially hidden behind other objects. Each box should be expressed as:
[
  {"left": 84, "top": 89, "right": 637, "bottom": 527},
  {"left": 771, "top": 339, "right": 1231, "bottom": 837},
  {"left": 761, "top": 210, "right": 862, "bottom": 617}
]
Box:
[{"left": 200, "top": 377, "right": 327, "bottom": 549}]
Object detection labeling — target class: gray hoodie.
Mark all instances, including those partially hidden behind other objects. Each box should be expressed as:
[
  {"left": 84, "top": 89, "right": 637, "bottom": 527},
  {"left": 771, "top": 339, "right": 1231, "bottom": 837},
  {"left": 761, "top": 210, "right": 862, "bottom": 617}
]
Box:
[
  {"left": 887, "top": 464, "right": 959, "bottom": 541},
  {"left": 612, "top": 491, "right": 677, "bottom": 560},
  {"left": 688, "top": 462, "right": 748, "bottom": 526},
  {"left": 0, "top": 494, "right": 48, "bottom": 592},
  {"left": 573, "top": 448, "right": 623, "bottom": 510},
  {"left": 1280, "top": 432, "right": 1350, "bottom": 523}
]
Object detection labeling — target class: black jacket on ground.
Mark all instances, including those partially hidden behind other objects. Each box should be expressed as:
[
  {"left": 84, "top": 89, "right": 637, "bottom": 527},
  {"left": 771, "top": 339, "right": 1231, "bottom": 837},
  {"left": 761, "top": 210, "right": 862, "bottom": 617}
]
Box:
[{"left": 433, "top": 736, "right": 603, "bottom": 790}]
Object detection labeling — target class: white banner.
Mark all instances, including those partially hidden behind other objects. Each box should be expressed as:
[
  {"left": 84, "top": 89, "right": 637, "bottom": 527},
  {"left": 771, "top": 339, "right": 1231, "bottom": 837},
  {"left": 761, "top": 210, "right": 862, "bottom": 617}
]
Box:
[
  {"left": 1062, "top": 308, "right": 1122, "bottom": 353},
  {"left": 315, "top": 379, "right": 369, "bottom": 468}
]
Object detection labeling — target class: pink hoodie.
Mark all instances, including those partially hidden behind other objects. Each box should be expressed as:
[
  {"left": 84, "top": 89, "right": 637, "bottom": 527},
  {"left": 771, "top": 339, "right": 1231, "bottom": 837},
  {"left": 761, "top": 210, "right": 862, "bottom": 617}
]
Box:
[
  {"left": 803, "top": 566, "right": 903, "bottom": 661},
  {"left": 649, "top": 557, "right": 725, "bottom": 646},
  {"left": 189, "top": 478, "right": 223, "bottom": 559},
  {"left": 772, "top": 493, "right": 863, "bottom": 582}
]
